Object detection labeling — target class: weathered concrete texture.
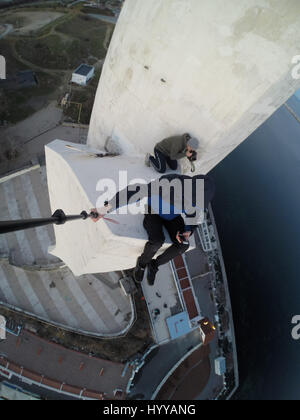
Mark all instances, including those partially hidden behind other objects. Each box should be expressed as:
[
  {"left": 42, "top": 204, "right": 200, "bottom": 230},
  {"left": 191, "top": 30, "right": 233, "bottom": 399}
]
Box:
[
  {"left": 45, "top": 139, "right": 194, "bottom": 274},
  {"left": 88, "top": 0, "right": 300, "bottom": 174}
]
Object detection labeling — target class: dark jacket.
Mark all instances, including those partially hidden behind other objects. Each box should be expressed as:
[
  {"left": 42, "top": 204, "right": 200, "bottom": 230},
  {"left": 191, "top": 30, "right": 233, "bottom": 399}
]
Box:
[{"left": 155, "top": 135, "right": 188, "bottom": 160}]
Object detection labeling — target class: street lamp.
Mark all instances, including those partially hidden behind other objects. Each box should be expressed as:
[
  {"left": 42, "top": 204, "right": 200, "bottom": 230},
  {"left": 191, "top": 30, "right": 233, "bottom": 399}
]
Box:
[{"left": 0, "top": 210, "right": 99, "bottom": 235}]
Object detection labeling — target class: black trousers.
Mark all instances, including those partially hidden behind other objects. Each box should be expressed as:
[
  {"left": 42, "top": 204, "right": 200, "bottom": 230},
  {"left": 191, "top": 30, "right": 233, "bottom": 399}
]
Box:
[
  {"left": 149, "top": 148, "right": 178, "bottom": 174},
  {"left": 139, "top": 214, "right": 190, "bottom": 267}
]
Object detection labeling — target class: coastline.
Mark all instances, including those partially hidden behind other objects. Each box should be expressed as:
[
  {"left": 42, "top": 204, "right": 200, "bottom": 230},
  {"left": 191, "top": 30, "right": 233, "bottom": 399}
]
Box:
[{"left": 208, "top": 204, "right": 239, "bottom": 399}]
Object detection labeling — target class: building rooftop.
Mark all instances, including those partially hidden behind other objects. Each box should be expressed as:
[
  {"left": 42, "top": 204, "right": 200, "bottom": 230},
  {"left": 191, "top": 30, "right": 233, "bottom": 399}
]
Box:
[
  {"left": 141, "top": 228, "right": 213, "bottom": 345},
  {"left": 141, "top": 263, "right": 184, "bottom": 344},
  {"left": 0, "top": 164, "right": 133, "bottom": 337},
  {"left": 0, "top": 70, "right": 38, "bottom": 90},
  {"left": 166, "top": 311, "right": 191, "bottom": 340},
  {"left": 172, "top": 254, "right": 202, "bottom": 326},
  {"left": 73, "top": 64, "right": 94, "bottom": 76}
]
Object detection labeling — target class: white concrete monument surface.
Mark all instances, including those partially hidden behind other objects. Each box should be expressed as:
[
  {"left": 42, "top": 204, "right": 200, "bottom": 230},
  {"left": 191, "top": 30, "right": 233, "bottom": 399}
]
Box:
[
  {"left": 46, "top": 140, "right": 167, "bottom": 275},
  {"left": 46, "top": 0, "right": 300, "bottom": 275}
]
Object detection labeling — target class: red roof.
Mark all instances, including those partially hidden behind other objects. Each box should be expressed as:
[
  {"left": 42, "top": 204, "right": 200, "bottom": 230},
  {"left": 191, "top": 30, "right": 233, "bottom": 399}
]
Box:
[{"left": 172, "top": 255, "right": 199, "bottom": 321}]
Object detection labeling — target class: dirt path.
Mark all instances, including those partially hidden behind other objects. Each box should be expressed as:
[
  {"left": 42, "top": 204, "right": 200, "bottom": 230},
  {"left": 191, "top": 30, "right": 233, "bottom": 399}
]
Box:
[
  {"left": 7, "top": 9, "right": 104, "bottom": 76},
  {"left": 10, "top": 38, "right": 70, "bottom": 76}
]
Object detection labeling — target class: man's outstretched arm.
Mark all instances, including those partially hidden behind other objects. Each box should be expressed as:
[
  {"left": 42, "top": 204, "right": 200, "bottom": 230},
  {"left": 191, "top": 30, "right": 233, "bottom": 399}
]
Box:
[{"left": 91, "top": 182, "right": 149, "bottom": 221}]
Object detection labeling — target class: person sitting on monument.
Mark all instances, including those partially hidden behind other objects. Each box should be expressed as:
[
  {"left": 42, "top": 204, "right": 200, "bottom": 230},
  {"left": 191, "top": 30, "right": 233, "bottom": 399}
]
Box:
[
  {"left": 145, "top": 133, "right": 199, "bottom": 173},
  {"left": 91, "top": 174, "right": 215, "bottom": 287}
]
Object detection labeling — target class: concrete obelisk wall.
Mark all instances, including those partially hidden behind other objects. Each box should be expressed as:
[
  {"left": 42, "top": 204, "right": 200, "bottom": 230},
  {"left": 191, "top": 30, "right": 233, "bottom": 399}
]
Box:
[{"left": 88, "top": 0, "right": 300, "bottom": 174}]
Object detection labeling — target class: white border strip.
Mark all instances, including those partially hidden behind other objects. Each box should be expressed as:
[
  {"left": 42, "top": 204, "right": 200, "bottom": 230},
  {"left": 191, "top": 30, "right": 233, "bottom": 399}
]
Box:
[{"left": 0, "top": 164, "right": 40, "bottom": 185}]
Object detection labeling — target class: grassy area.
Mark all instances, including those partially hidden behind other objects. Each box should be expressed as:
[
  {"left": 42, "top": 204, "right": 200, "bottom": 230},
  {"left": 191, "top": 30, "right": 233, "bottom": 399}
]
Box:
[
  {"left": 16, "top": 34, "right": 87, "bottom": 70},
  {"left": 0, "top": 71, "right": 62, "bottom": 124},
  {"left": 0, "top": 90, "right": 34, "bottom": 123},
  {"left": 81, "top": 6, "right": 115, "bottom": 17},
  {"left": 0, "top": 7, "right": 112, "bottom": 124},
  {"left": 15, "top": 14, "right": 108, "bottom": 70},
  {"left": 0, "top": 14, "right": 26, "bottom": 27},
  {"left": 63, "top": 91, "right": 95, "bottom": 125},
  {"left": 55, "top": 13, "right": 108, "bottom": 58},
  {"left": 0, "top": 38, "right": 63, "bottom": 123},
  {"left": 63, "top": 69, "right": 101, "bottom": 124},
  {"left": 0, "top": 38, "right": 28, "bottom": 74}
]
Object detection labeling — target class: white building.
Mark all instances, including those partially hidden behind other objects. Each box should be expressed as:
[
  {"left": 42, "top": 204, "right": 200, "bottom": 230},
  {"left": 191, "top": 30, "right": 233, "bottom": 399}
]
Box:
[{"left": 71, "top": 64, "right": 94, "bottom": 86}]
